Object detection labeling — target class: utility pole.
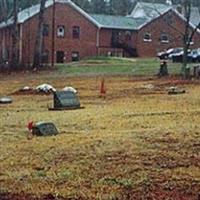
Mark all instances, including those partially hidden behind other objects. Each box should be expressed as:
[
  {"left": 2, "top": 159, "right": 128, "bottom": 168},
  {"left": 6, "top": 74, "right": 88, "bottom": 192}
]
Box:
[{"left": 51, "top": 0, "right": 55, "bottom": 67}]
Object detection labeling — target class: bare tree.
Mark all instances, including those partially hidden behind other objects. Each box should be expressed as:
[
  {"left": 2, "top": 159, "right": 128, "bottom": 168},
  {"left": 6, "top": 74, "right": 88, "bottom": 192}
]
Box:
[
  {"left": 10, "top": 0, "right": 19, "bottom": 70},
  {"left": 32, "top": 0, "right": 47, "bottom": 69},
  {"left": 182, "top": 0, "right": 200, "bottom": 78},
  {"left": 0, "top": 0, "right": 8, "bottom": 22}
]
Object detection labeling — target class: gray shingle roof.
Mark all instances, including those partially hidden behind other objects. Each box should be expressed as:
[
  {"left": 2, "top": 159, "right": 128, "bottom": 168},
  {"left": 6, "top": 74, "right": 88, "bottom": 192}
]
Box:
[
  {"left": 0, "top": 0, "right": 54, "bottom": 28},
  {"left": 0, "top": 0, "right": 145, "bottom": 30},
  {"left": 90, "top": 14, "right": 143, "bottom": 30},
  {"left": 190, "top": 7, "right": 200, "bottom": 27},
  {"left": 130, "top": 2, "right": 171, "bottom": 20},
  {"left": 130, "top": 2, "right": 200, "bottom": 28},
  {"left": 0, "top": 0, "right": 100, "bottom": 29}
]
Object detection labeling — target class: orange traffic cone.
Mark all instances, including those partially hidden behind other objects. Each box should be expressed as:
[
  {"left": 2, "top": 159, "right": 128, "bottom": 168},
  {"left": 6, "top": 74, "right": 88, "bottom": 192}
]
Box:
[{"left": 100, "top": 78, "right": 106, "bottom": 98}]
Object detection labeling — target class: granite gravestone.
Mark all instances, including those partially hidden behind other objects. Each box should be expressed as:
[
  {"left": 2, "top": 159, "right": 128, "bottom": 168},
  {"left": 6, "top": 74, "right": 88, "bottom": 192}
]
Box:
[
  {"left": 53, "top": 91, "right": 80, "bottom": 109},
  {"left": 32, "top": 122, "right": 58, "bottom": 136},
  {"left": 0, "top": 97, "right": 12, "bottom": 104}
]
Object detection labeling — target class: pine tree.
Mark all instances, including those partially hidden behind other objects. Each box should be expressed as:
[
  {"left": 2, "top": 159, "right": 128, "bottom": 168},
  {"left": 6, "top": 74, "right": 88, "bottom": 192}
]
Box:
[{"left": 90, "top": 0, "right": 107, "bottom": 14}]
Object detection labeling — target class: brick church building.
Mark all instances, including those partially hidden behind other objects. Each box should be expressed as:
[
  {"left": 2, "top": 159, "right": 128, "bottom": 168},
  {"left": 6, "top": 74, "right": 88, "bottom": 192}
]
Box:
[{"left": 0, "top": 0, "right": 199, "bottom": 65}]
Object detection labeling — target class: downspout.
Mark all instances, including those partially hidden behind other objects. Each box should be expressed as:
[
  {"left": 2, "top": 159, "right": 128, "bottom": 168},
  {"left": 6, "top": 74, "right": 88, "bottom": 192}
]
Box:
[{"left": 96, "top": 27, "right": 100, "bottom": 56}]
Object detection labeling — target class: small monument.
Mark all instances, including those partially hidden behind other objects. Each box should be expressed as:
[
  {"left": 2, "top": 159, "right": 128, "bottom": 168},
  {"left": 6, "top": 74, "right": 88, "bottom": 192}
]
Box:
[{"left": 49, "top": 91, "right": 81, "bottom": 110}]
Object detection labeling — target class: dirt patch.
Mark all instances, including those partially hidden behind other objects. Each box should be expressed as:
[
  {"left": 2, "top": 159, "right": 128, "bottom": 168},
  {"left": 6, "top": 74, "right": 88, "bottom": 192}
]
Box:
[
  {"left": 1, "top": 189, "right": 199, "bottom": 200},
  {"left": 154, "top": 79, "right": 200, "bottom": 87},
  {"left": 11, "top": 89, "right": 53, "bottom": 96},
  {"left": 0, "top": 193, "right": 71, "bottom": 200}
]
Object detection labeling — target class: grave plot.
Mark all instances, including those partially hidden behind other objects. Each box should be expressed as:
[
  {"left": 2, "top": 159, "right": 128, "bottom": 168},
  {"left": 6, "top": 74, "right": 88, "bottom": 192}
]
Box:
[{"left": 11, "top": 84, "right": 56, "bottom": 95}]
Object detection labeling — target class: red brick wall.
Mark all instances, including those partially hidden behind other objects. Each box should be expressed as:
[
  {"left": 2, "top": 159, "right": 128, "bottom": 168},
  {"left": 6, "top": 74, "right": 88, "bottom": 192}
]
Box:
[
  {"left": 99, "top": 29, "right": 112, "bottom": 48},
  {"left": 21, "top": 2, "right": 99, "bottom": 65},
  {"left": 0, "top": 27, "right": 12, "bottom": 62},
  {"left": 98, "top": 28, "right": 137, "bottom": 56},
  {"left": 98, "top": 29, "right": 123, "bottom": 56},
  {"left": 136, "top": 10, "right": 200, "bottom": 57}
]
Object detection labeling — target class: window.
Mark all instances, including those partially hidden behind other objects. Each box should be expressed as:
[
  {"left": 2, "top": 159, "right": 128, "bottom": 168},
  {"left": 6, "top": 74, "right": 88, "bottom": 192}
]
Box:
[
  {"left": 72, "top": 26, "right": 80, "bottom": 39},
  {"left": 43, "top": 24, "right": 49, "bottom": 37},
  {"left": 143, "top": 33, "right": 152, "bottom": 42},
  {"left": 71, "top": 51, "right": 79, "bottom": 61},
  {"left": 161, "top": 34, "right": 169, "bottom": 43},
  {"left": 57, "top": 25, "right": 65, "bottom": 38}
]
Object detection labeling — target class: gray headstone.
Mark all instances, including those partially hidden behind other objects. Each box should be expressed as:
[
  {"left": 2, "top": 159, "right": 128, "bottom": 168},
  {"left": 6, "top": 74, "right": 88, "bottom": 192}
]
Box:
[
  {"left": 54, "top": 91, "right": 80, "bottom": 109},
  {"left": 0, "top": 97, "right": 12, "bottom": 104},
  {"left": 32, "top": 122, "right": 58, "bottom": 136}
]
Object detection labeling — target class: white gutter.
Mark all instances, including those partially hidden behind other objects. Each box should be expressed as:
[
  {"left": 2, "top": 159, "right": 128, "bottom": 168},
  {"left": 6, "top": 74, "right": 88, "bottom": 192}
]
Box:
[
  {"left": 96, "top": 27, "right": 100, "bottom": 56},
  {"left": 96, "top": 28, "right": 100, "bottom": 47}
]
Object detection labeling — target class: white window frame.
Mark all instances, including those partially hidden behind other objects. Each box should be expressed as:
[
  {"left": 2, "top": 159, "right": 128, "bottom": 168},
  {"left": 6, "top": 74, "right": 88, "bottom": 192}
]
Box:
[
  {"left": 161, "top": 33, "right": 169, "bottom": 43},
  {"left": 57, "top": 25, "right": 65, "bottom": 38},
  {"left": 143, "top": 32, "right": 152, "bottom": 42}
]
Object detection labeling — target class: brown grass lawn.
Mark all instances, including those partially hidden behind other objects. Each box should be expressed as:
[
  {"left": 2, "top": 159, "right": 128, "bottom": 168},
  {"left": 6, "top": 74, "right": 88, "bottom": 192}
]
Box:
[{"left": 0, "top": 72, "right": 200, "bottom": 200}]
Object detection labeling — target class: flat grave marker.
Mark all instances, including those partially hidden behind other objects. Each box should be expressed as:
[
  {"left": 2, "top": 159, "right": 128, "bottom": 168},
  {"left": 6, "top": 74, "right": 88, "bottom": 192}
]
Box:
[{"left": 32, "top": 122, "right": 58, "bottom": 136}]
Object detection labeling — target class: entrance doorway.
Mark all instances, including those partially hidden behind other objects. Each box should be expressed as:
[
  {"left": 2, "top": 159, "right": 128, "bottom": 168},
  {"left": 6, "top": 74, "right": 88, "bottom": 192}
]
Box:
[{"left": 56, "top": 51, "right": 64, "bottom": 63}]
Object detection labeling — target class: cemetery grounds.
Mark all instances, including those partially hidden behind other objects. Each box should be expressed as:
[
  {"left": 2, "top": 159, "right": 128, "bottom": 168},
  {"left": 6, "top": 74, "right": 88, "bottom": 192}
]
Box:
[{"left": 0, "top": 67, "right": 200, "bottom": 199}]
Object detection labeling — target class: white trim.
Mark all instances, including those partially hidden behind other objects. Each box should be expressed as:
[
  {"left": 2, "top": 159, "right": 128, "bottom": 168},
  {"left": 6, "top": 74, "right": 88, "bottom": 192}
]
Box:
[
  {"left": 143, "top": 39, "right": 152, "bottom": 42},
  {"left": 96, "top": 28, "right": 100, "bottom": 47},
  {"left": 172, "top": 8, "right": 200, "bottom": 33},
  {"left": 0, "top": 0, "right": 138, "bottom": 30},
  {"left": 0, "top": 0, "right": 102, "bottom": 29},
  {"left": 137, "top": 7, "right": 172, "bottom": 30},
  {"left": 66, "top": 1, "right": 101, "bottom": 28},
  {"left": 161, "top": 40, "right": 169, "bottom": 43},
  {"left": 135, "top": 6, "right": 200, "bottom": 33}
]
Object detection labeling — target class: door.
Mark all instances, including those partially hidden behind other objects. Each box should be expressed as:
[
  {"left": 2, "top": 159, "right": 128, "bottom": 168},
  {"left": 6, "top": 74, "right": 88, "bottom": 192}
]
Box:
[{"left": 56, "top": 51, "right": 64, "bottom": 63}]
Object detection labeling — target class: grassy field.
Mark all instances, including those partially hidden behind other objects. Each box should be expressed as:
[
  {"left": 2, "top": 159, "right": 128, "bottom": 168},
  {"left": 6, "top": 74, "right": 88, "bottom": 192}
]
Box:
[
  {"left": 0, "top": 59, "right": 200, "bottom": 200},
  {"left": 58, "top": 57, "right": 183, "bottom": 75}
]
